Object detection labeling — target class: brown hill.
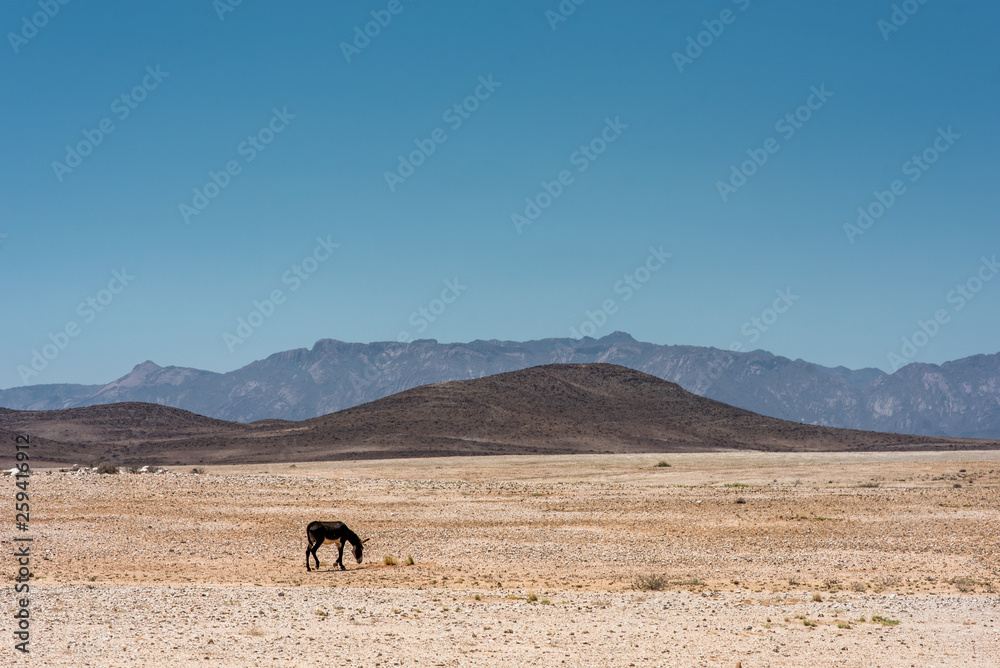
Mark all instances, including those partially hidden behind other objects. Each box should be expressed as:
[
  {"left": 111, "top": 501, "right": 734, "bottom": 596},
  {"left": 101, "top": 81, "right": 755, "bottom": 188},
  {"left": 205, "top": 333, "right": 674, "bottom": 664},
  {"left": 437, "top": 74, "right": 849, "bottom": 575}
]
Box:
[
  {"left": 2, "top": 364, "right": 994, "bottom": 466},
  {"left": 0, "top": 402, "right": 253, "bottom": 465}
]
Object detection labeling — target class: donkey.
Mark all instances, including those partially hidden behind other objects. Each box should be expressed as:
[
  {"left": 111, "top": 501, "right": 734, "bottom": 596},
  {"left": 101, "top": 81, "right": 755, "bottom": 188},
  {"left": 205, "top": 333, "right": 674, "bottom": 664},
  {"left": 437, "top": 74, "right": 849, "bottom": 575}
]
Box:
[{"left": 305, "top": 521, "right": 369, "bottom": 572}]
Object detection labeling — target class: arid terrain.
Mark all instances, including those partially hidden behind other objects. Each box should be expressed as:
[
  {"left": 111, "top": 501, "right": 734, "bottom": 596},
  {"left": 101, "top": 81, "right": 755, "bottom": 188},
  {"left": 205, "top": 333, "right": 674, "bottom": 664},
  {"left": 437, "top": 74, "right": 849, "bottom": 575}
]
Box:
[
  {"left": 3, "top": 365, "right": 995, "bottom": 467},
  {"left": 5, "top": 450, "right": 999, "bottom": 666}
]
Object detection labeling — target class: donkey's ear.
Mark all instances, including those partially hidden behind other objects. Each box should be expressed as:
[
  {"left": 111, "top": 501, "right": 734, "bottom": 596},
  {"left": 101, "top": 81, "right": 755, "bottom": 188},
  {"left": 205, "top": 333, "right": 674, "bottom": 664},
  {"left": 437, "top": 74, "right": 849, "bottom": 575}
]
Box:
[{"left": 361, "top": 538, "right": 370, "bottom": 544}]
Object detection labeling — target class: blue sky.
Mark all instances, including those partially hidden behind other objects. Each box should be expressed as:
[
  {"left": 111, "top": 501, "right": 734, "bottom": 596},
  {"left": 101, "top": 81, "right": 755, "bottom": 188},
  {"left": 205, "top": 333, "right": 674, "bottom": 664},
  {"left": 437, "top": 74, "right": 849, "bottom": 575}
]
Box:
[{"left": 2, "top": 0, "right": 998, "bottom": 387}]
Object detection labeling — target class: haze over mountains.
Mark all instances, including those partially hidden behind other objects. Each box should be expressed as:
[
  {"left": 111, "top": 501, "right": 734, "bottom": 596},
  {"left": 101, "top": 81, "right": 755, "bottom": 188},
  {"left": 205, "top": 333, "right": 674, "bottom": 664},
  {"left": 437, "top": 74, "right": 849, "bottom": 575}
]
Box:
[
  {"left": 3, "top": 364, "right": 981, "bottom": 466},
  {"left": 3, "top": 333, "right": 999, "bottom": 438}
]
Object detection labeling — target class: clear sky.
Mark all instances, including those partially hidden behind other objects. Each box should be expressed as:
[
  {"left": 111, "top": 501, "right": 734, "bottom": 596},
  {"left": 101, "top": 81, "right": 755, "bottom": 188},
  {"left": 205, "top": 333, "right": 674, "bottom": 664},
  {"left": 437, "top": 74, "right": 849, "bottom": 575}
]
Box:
[{"left": 2, "top": 0, "right": 998, "bottom": 388}]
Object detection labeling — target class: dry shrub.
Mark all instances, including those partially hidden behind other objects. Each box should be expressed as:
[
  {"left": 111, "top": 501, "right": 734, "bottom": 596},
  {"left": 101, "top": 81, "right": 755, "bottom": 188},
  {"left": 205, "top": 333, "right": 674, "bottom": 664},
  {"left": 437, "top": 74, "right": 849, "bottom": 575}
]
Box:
[
  {"left": 632, "top": 574, "right": 668, "bottom": 591},
  {"left": 951, "top": 577, "right": 976, "bottom": 593},
  {"left": 883, "top": 574, "right": 900, "bottom": 586}
]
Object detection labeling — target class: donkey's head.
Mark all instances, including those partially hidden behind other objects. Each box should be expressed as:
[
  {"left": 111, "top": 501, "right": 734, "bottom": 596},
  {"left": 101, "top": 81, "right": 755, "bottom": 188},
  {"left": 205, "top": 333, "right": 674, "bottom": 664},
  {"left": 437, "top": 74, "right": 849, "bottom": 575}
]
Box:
[{"left": 354, "top": 537, "right": 370, "bottom": 564}]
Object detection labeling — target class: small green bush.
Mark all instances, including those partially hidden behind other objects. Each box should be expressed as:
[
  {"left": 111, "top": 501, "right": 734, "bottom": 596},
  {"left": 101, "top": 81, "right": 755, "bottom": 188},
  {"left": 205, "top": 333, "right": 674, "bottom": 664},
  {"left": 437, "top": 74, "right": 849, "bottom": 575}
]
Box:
[{"left": 871, "top": 615, "right": 899, "bottom": 626}]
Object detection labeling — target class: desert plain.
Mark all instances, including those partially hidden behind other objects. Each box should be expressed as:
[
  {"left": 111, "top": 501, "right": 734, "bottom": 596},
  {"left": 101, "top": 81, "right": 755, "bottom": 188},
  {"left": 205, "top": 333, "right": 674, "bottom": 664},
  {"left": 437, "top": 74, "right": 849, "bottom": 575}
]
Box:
[{"left": 4, "top": 450, "right": 1000, "bottom": 667}]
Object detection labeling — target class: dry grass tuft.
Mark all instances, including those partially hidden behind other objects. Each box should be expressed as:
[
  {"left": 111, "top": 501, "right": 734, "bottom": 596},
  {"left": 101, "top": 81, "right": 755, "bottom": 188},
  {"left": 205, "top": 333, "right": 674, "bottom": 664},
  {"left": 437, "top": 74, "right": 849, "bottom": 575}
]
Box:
[
  {"left": 632, "top": 574, "right": 668, "bottom": 591},
  {"left": 951, "top": 577, "right": 977, "bottom": 592}
]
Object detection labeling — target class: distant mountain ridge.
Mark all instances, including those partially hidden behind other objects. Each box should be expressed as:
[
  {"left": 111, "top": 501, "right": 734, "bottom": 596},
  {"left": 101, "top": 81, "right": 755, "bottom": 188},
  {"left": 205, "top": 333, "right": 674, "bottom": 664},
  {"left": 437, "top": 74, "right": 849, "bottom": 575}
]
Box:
[
  {"left": 3, "top": 364, "right": 982, "bottom": 466},
  {"left": 3, "top": 333, "right": 999, "bottom": 438}
]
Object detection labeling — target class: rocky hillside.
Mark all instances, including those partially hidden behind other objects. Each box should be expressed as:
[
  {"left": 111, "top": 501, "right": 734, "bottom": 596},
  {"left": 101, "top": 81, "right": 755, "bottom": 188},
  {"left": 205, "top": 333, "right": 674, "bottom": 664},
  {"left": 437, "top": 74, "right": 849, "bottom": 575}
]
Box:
[
  {"left": 4, "top": 364, "right": 987, "bottom": 466},
  {"left": 2, "top": 333, "right": 998, "bottom": 438}
]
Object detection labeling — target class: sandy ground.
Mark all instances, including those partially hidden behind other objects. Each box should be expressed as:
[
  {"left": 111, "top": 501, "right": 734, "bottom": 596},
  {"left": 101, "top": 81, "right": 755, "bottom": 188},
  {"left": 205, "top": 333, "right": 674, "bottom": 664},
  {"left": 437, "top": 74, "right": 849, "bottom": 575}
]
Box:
[{"left": 4, "top": 450, "right": 999, "bottom": 666}]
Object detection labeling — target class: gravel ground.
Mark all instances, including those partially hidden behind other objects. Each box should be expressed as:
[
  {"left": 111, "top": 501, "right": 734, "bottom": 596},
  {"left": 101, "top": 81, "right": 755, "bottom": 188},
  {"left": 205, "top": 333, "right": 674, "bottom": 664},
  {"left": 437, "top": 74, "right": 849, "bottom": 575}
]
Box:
[
  {"left": 3, "top": 451, "right": 999, "bottom": 666},
  {"left": 22, "top": 585, "right": 1000, "bottom": 667}
]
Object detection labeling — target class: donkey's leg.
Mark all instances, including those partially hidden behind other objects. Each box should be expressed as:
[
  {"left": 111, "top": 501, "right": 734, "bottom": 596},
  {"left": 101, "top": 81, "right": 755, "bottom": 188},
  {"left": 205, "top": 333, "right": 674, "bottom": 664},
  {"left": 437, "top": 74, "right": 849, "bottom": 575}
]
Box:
[
  {"left": 306, "top": 541, "right": 315, "bottom": 571},
  {"left": 309, "top": 536, "right": 323, "bottom": 571},
  {"left": 337, "top": 543, "right": 346, "bottom": 570},
  {"left": 306, "top": 531, "right": 313, "bottom": 571}
]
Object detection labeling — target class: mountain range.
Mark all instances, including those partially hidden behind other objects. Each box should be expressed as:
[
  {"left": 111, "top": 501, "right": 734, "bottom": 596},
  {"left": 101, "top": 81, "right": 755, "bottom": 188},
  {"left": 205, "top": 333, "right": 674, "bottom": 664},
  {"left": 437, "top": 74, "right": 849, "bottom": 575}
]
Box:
[
  {"left": 3, "top": 333, "right": 999, "bottom": 438},
  {"left": 3, "top": 364, "right": 981, "bottom": 466}
]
